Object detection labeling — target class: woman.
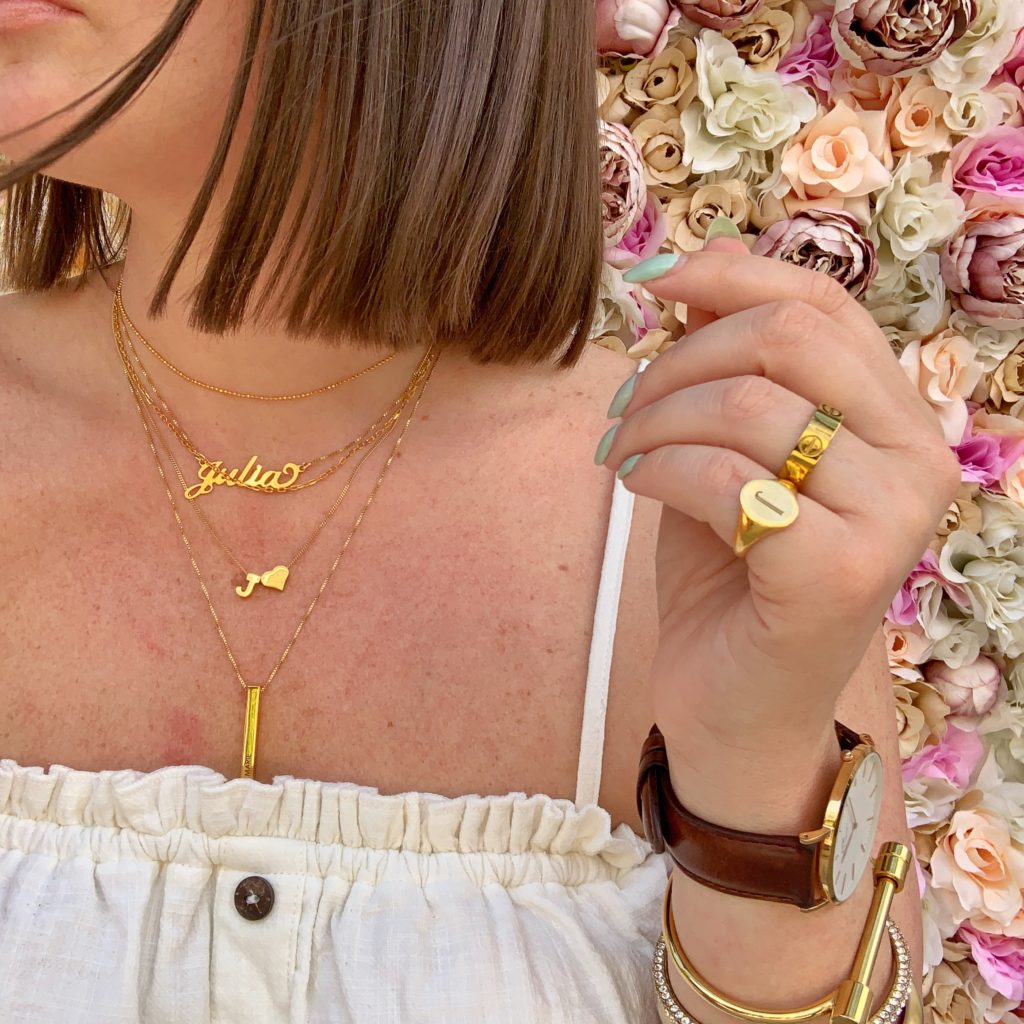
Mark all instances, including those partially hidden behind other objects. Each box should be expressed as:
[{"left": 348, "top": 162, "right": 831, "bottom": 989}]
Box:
[{"left": 0, "top": 1, "right": 958, "bottom": 1021}]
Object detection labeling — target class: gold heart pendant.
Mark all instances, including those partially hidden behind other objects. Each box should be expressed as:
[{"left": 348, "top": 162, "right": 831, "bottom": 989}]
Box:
[{"left": 260, "top": 565, "right": 290, "bottom": 592}]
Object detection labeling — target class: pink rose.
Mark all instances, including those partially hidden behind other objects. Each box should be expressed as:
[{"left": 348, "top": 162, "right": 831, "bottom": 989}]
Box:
[
  {"left": 673, "top": 0, "right": 765, "bottom": 31},
  {"left": 605, "top": 193, "right": 669, "bottom": 268},
  {"left": 941, "top": 206, "right": 1024, "bottom": 329},
  {"left": 968, "top": 407, "right": 1024, "bottom": 487},
  {"left": 947, "top": 128, "right": 1024, "bottom": 212},
  {"left": 600, "top": 121, "right": 648, "bottom": 248},
  {"left": 832, "top": 0, "right": 975, "bottom": 76},
  {"left": 595, "top": 0, "right": 681, "bottom": 59},
  {"left": 776, "top": 15, "right": 841, "bottom": 100},
  {"left": 959, "top": 925, "right": 1024, "bottom": 1002},
  {"left": 900, "top": 724, "right": 985, "bottom": 789},
  {"left": 994, "top": 28, "right": 1024, "bottom": 93},
  {"left": 924, "top": 655, "right": 1002, "bottom": 720},
  {"left": 887, "top": 547, "right": 972, "bottom": 626},
  {"left": 952, "top": 427, "right": 1006, "bottom": 488}
]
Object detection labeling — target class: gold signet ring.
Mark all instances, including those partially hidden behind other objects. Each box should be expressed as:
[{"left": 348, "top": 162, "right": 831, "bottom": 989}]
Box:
[{"left": 733, "top": 478, "right": 799, "bottom": 557}]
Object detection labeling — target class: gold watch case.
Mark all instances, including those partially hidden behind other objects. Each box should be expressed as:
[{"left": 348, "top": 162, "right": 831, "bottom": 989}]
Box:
[{"left": 798, "top": 733, "right": 884, "bottom": 909}]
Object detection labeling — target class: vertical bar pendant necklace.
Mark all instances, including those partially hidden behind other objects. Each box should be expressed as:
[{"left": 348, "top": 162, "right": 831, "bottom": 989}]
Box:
[{"left": 240, "top": 686, "right": 263, "bottom": 779}]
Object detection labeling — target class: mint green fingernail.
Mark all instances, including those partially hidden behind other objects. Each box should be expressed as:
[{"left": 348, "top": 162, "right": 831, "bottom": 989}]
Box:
[
  {"left": 617, "top": 454, "right": 643, "bottom": 479},
  {"left": 622, "top": 252, "right": 679, "bottom": 283},
  {"left": 704, "top": 215, "right": 742, "bottom": 242},
  {"left": 594, "top": 423, "right": 620, "bottom": 466},
  {"left": 607, "top": 372, "right": 637, "bottom": 418}
]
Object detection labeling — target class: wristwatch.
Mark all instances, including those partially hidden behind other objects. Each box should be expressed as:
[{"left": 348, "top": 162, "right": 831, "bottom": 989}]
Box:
[{"left": 636, "top": 720, "right": 884, "bottom": 910}]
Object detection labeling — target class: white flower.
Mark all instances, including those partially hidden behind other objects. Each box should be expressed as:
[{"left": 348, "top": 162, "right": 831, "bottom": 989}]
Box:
[
  {"left": 928, "top": 0, "right": 1024, "bottom": 92},
  {"left": 977, "top": 490, "right": 1024, "bottom": 559},
  {"left": 680, "top": 31, "right": 817, "bottom": 174},
  {"left": 591, "top": 263, "right": 648, "bottom": 342},
  {"left": 943, "top": 85, "right": 1016, "bottom": 138},
  {"left": 928, "top": 614, "right": 990, "bottom": 669},
  {"left": 950, "top": 310, "right": 1023, "bottom": 374},
  {"left": 870, "top": 154, "right": 965, "bottom": 261},
  {"left": 977, "top": 704, "right": 1024, "bottom": 802},
  {"left": 865, "top": 251, "right": 950, "bottom": 349},
  {"left": 939, "top": 530, "right": 1024, "bottom": 654},
  {"left": 921, "top": 864, "right": 961, "bottom": 971}
]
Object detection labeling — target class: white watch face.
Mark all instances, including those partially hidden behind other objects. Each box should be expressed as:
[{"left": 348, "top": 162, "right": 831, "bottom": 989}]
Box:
[{"left": 829, "top": 750, "right": 884, "bottom": 902}]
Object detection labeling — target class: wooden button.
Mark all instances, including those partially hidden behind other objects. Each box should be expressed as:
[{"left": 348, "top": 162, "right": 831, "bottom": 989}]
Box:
[{"left": 234, "top": 876, "right": 275, "bottom": 921}]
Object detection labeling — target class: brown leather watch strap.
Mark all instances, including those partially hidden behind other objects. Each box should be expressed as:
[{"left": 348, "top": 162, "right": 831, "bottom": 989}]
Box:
[{"left": 636, "top": 720, "right": 863, "bottom": 910}]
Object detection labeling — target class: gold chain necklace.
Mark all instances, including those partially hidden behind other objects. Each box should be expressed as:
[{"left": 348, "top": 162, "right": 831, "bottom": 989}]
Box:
[
  {"left": 112, "top": 301, "right": 428, "bottom": 600},
  {"left": 117, "top": 312, "right": 441, "bottom": 778},
  {"left": 114, "top": 285, "right": 434, "bottom": 499},
  {"left": 115, "top": 279, "right": 397, "bottom": 401}
]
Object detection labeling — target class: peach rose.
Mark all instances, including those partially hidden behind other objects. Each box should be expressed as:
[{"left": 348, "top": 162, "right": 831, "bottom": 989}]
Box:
[
  {"left": 779, "top": 100, "right": 892, "bottom": 220},
  {"left": 934, "top": 482, "right": 985, "bottom": 540},
  {"left": 831, "top": 64, "right": 902, "bottom": 115},
  {"left": 897, "top": 328, "right": 985, "bottom": 445},
  {"left": 885, "top": 617, "right": 936, "bottom": 681},
  {"left": 930, "top": 805, "right": 1024, "bottom": 934},
  {"left": 889, "top": 74, "right": 952, "bottom": 157}
]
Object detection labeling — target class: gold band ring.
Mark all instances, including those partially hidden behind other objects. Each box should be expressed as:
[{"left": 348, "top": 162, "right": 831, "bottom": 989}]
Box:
[{"left": 732, "top": 403, "right": 844, "bottom": 558}]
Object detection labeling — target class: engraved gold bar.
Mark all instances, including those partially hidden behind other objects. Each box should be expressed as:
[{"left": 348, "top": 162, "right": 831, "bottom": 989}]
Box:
[{"left": 240, "top": 685, "right": 263, "bottom": 779}]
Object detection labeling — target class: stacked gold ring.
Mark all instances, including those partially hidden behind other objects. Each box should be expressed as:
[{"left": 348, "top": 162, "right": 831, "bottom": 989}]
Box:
[{"left": 733, "top": 403, "right": 844, "bottom": 557}]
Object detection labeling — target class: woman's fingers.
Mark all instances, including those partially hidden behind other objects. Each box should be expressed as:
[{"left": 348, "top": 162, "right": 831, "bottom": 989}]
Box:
[
  {"left": 684, "top": 232, "right": 749, "bottom": 333},
  {"left": 598, "top": 375, "right": 890, "bottom": 517},
  {"left": 641, "top": 249, "right": 886, "bottom": 343},
  {"left": 612, "top": 440, "right": 846, "bottom": 583},
  {"left": 616, "top": 302, "right": 944, "bottom": 452}
]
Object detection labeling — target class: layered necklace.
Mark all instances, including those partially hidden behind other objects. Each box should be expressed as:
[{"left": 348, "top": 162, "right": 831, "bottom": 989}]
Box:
[{"left": 112, "top": 280, "right": 440, "bottom": 777}]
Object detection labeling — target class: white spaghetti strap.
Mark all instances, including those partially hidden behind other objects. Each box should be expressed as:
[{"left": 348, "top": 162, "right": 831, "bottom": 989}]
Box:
[{"left": 574, "top": 358, "right": 649, "bottom": 810}]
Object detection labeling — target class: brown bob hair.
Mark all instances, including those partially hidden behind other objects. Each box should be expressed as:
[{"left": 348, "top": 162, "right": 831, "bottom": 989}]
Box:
[{"left": 0, "top": 0, "right": 603, "bottom": 369}]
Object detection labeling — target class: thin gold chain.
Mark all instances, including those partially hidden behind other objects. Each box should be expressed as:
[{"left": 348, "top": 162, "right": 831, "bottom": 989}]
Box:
[
  {"left": 115, "top": 279, "right": 397, "bottom": 401},
  {"left": 115, "top": 295, "right": 435, "bottom": 492},
  {"left": 112, "top": 303, "right": 426, "bottom": 578},
  {"left": 115, "top": 305, "right": 441, "bottom": 691}
]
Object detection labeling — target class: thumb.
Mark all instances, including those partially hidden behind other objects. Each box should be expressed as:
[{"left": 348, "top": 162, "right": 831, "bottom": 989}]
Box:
[{"left": 685, "top": 217, "right": 750, "bottom": 333}]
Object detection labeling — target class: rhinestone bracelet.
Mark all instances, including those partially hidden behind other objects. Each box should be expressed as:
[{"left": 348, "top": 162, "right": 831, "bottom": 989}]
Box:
[{"left": 652, "top": 917, "right": 912, "bottom": 1024}]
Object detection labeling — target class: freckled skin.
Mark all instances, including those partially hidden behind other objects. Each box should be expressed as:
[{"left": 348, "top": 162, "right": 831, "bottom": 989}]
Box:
[{"left": 160, "top": 708, "right": 206, "bottom": 766}]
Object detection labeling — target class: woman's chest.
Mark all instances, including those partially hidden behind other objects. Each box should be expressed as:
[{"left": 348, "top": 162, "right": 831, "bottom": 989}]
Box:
[{"left": 1, "top": 415, "right": 650, "bottom": 812}]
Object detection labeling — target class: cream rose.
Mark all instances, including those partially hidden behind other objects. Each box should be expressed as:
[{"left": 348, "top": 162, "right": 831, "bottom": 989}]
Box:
[
  {"left": 935, "top": 482, "right": 985, "bottom": 540},
  {"left": 622, "top": 40, "right": 698, "bottom": 111},
  {"left": 665, "top": 180, "right": 751, "bottom": 250},
  {"left": 894, "top": 679, "right": 951, "bottom": 758},
  {"left": 870, "top": 154, "right": 964, "bottom": 262},
  {"left": 680, "top": 30, "right": 816, "bottom": 173},
  {"left": 630, "top": 103, "right": 691, "bottom": 190},
  {"left": 929, "top": 0, "right": 1024, "bottom": 92}
]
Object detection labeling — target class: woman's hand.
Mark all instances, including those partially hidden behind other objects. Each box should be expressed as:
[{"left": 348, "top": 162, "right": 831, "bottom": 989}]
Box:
[{"left": 598, "top": 239, "right": 963, "bottom": 766}]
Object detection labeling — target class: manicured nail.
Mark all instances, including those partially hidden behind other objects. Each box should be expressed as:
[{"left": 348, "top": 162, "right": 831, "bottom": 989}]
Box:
[
  {"left": 594, "top": 423, "right": 620, "bottom": 466},
  {"left": 607, "top": 371, "right": 637, "bottom": 418},
  {"left": 617, "top": 454, "right": 643, "bottom": 479},
  {"left": 622, "top": 252, "right": 680, "bottom": 284},
  {"left": 704, "top": 216, "right": 742, "bottom": 242}
]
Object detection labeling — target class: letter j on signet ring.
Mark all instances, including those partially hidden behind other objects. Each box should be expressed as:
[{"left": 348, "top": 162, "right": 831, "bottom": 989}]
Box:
[{"left": 733, "top": 478, "right": 799, "bottom": 557}]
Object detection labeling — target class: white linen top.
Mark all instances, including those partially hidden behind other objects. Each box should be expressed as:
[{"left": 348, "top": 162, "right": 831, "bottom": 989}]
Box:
[{"left": 0, "top": 443, "right": 673, "bottom": 1023}]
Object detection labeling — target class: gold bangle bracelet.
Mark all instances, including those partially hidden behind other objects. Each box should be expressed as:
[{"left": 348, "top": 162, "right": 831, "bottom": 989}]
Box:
[{"left": 658, "top": 873, "right": 912, "bottom": 1024}]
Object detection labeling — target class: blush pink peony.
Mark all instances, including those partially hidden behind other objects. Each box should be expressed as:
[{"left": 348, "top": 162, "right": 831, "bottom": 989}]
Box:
[{"left": 595, "top": 0, "right": 681, "bottom": 59}]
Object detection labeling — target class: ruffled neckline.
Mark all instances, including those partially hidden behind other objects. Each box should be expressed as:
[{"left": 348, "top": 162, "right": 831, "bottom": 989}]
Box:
[{"left": 0, "top": 759, "right": 653, "bottom": 870}]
